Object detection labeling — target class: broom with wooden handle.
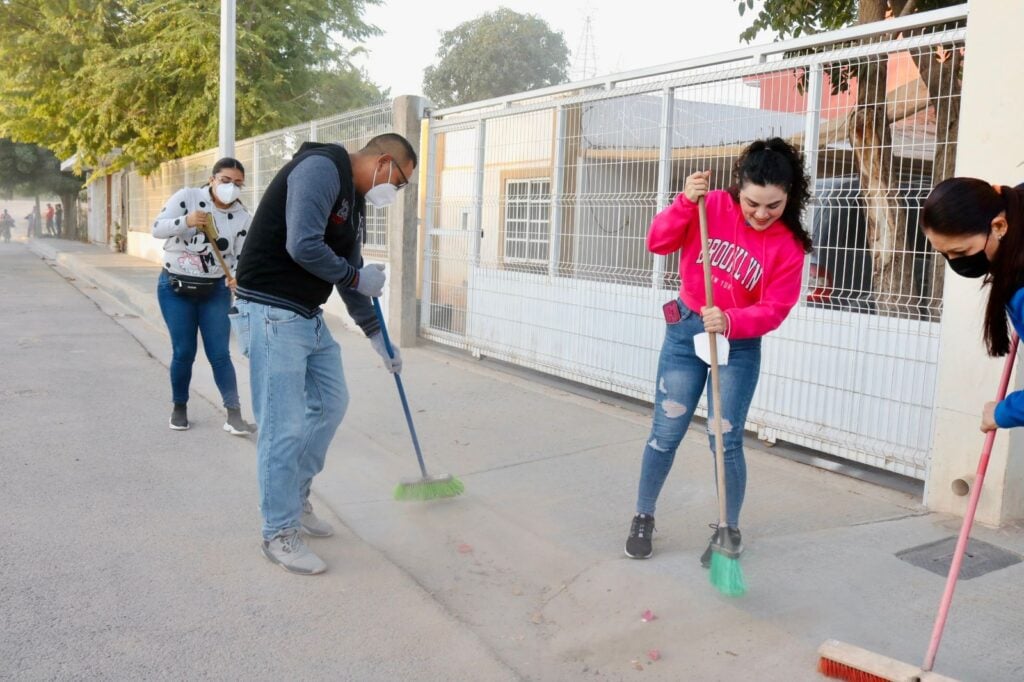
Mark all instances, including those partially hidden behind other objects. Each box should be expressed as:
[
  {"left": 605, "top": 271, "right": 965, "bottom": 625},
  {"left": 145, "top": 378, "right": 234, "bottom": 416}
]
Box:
[
  {"left": 199, "top": 214, "right": 234, "bottom": 287},
  {"left": 697, "top": 195, "right": 746, "bottom": 598},
  {"left": 818, "top": 334, "right": 1019, "bottom": 681}
]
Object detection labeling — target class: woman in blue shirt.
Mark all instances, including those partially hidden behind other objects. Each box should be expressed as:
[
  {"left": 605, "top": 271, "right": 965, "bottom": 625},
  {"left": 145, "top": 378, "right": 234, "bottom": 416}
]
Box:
[{"left": 922, "top": 177, "right": 1024, "bottom": 432}]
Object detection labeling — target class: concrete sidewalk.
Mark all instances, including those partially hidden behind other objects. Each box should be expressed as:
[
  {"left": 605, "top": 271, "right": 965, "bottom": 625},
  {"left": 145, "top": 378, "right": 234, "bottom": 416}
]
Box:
[{"left": 24, "top": 238, "right": 1024, "bottom": 681}]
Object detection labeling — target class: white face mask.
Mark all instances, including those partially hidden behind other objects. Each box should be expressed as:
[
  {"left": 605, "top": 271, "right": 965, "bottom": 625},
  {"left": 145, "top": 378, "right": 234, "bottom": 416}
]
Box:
[
  {"left": 214, "top": 182, "right": 240, "bottom": 205},
  {"left": 364, "top": 164, "right": 398, "bottom": 208}
]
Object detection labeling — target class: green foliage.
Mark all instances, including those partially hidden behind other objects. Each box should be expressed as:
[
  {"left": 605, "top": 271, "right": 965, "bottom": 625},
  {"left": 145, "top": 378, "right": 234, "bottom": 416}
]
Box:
[
  {"left": 423, "top": 8, "right": 569, "bottom": 108},
  {"left": 732, "top": 0, "right": 959, "bottom": 42},
  {"left": 0, "top": 139, "right": 83, "bottom": 199},
  {"left": 0, "top": 1, "right": 384, "bottom": 174}
]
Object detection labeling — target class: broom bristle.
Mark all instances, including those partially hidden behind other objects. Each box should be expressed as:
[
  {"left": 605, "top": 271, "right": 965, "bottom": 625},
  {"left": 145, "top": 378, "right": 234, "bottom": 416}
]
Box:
[
  {"left": 393, "top": 476, "right": 465, "bottom": 501},
  {"left": 817, "top": 657, "right": 893, "bottom": 682},
  {"left": 709, "top": 551, "right": 746, "bottom": 597}
]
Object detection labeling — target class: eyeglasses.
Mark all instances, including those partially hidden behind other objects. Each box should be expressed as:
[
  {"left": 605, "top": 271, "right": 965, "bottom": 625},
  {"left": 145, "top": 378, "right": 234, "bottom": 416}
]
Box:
[
  {"left": 388, "top": 159, "right": 409, "bottom": 190},
  {"left": 214, "top": 175, "right": 245, "bottom": 188}
]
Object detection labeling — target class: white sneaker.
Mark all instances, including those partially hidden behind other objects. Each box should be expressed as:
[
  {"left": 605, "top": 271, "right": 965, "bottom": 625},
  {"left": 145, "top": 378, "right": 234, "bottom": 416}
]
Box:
[
  {"left": 224, "top": 408, "right": 256, "bottom": 436},
  {"left": 300, "top": 499, "right": 335, "bottom": 538},
  {"left": 261, "top": 529, "right": 326, "bottom": 575}
]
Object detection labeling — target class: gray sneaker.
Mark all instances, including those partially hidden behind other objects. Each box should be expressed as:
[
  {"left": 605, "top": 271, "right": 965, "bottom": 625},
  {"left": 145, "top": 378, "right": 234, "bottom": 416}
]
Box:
[
  {"left": 300, "top": 499, "right": 335, "bottom": 538},
  {"left": 169, "top": 403, "right": 189, "bottom": 431},
  {"left": 224, "top": 407, "right": 256, "bottom": 436},
  {"left": 261, "top": 529, "right": 326, "bottom": 575}
]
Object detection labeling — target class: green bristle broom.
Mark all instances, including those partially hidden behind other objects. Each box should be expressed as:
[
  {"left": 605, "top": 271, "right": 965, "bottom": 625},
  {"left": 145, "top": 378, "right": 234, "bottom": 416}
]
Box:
[{"left": 372, "top": 298, "right": 464, "bottom": 501}]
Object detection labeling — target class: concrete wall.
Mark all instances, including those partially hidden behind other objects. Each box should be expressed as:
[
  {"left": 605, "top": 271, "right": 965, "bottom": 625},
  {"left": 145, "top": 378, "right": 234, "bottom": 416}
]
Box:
[{"left": 926, "top": 1, "right": 1024, "bottom": 524}]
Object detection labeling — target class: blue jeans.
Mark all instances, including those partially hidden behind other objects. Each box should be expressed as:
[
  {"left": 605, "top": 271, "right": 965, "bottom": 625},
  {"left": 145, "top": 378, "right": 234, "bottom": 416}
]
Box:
[
  {"left": 157, "top": 270, "right": 240, "bottom": 409},
  {"left": 636, "top": 300, "right": 761, "bottom": 528},
  {"left": 231, "top": 300, "right": 350, "bottom": 540}
]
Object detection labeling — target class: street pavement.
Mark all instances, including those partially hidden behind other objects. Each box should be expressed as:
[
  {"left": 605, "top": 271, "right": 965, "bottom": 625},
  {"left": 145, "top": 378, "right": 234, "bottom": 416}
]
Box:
[{"left": 4, "top": 237, "right": 1024, "bottom": 681}]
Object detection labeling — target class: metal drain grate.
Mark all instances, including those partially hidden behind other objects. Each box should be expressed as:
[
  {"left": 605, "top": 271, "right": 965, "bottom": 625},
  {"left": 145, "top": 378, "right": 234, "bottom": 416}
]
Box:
[{"left": 896, "top": 537, "right": 1023, "bottom": 579}]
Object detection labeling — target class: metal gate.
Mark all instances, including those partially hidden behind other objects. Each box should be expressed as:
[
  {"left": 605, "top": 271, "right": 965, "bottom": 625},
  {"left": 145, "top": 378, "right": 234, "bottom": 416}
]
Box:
[{"left": 420, "top": 6, "right": 968, "bottom": 480}]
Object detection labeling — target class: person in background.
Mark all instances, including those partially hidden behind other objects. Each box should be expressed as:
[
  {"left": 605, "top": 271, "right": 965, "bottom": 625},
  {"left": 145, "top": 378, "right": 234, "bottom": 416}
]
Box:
[
  {"left": 1, "top": 209, "right": 13, "bottom": 243},
  {"left": 152, "top": 157, "right": 255, "bottom": 436},
  {"left": 54, "top": 203, "right": 63, "bottom": 238},
  {"left": 44, "top": 203, "right": 55, "bottom": 236}
]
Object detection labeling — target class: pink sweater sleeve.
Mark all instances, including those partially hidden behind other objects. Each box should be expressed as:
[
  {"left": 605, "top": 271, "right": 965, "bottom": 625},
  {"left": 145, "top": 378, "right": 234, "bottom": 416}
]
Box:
[
  {"left": 647, "top": 193, "right": 698, "bottom": 254},
  {"left": 725, "top": 244, "right": 804, "bottom": 339}
]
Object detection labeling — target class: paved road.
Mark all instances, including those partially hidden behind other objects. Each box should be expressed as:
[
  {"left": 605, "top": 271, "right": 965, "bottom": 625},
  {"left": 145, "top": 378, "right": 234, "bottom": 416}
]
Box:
[{"left": 0, "top": 242, "right": 516, "bottom": 681}]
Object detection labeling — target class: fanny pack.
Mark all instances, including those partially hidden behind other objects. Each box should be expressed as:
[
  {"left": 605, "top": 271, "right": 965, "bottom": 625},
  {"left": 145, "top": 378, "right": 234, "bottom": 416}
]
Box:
[{"left": 165, "top": 269, "right": 221, "bottom": 298}]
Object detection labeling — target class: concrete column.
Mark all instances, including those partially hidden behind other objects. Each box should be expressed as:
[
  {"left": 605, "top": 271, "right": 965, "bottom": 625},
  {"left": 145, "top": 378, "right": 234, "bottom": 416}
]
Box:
[
  {"left": 926, "top": 1, "right": 1024, "bottom": 525},
  {"left": 388, "top": 95, "right": 429, "bottom": 347}
]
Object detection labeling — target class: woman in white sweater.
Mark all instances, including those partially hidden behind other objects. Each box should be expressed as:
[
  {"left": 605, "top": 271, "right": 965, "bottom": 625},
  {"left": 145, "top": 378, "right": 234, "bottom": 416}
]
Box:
[{"left": 152, "top": 157, "right": 254, "bottom": 434}]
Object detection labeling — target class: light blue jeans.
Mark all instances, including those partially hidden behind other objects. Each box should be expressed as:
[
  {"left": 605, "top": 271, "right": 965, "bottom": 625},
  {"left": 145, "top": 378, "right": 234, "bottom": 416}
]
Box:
[
  {"left": 230, "top": 299, "right": 350, "bottom": 540},
  {"left": 636, "top": 300, "right": 761, "bottom": 528}
]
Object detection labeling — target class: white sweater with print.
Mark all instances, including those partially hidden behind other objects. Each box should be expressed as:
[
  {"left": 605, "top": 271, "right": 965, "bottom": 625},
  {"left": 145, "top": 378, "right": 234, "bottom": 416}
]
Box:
[{"left": 152, "top": 186, "right": 251, "bottom": 279}]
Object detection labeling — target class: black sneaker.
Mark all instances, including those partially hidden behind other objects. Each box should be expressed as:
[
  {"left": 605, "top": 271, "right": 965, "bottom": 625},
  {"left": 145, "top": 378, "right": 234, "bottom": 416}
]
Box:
[
  {"left": 224, "top": 407, "right": 256, "bottom": 436},
  {"left": 625, "top": 513, "right": 655, "bottom": 559},
  {"left": 700, "top": 524, "right": 743, "bottom": 568},
  {"left": 169, "top": 403, "right": 189, "bottom": 431}
]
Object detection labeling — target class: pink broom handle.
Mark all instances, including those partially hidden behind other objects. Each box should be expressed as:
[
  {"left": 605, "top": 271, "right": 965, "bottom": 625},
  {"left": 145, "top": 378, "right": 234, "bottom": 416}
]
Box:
[{"left": 922, "top": 333, "right": 1019, "bottom": 671}]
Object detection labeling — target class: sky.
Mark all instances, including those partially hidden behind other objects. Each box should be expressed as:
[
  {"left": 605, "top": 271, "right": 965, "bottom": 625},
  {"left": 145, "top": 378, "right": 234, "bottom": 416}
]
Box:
[{"left": 352, "top": 1, "right": 768, "bottom": 97}]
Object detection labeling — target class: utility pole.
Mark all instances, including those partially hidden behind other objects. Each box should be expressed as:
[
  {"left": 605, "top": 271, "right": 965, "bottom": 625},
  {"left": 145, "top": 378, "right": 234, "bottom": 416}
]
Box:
[{"left": 219, "top": 0, "right": 236, "bottom": 158}]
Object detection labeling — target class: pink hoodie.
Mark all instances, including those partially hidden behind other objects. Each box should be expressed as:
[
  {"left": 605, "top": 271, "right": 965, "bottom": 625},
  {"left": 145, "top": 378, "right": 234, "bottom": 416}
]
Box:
[{"left": 648, "top": 190, "right": 806, "bottom": 340}]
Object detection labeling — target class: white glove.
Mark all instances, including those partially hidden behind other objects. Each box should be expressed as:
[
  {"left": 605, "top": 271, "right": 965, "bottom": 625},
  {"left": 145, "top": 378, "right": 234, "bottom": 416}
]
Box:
[
  {"left": 355, "top": 263, "right": 386, "bottom": 298},
  {"left": 369, "top": 332, "right": 402, "bottom": 374}
]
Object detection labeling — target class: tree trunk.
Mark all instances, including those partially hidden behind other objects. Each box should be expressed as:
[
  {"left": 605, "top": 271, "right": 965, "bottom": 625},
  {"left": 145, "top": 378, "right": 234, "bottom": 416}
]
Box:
[
  {"left": 849, "top": 105, "right": 919, "bottom": 316},
  {"left": 60, "top": 194, "right": 78, "bottom": 240},
  {"left": 33, "top": 195, "right": 41, "bottom": 239},
  {"left": 910, "top": 43, "right": 963, "bottom": 314},
  {"left": 848, "top": 0, "right": 943, "bottom": 317}
]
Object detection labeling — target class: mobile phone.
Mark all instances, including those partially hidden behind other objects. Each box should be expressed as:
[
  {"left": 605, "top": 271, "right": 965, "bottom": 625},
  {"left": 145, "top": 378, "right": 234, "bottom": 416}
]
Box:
[{"left": 662, "top": 299, "right": 682, "bottom": 325}]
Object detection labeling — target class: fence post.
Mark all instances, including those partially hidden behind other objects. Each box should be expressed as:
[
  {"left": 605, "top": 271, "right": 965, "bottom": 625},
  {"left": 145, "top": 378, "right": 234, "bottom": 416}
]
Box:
[
  {"left": 549, "top": 106, "right": 567, "bottom": 277},
  {"left": 388, "top": 95, "right": 429, "bottom": 347},
  {"left": 420, "top": 117, "right": 438, "bottom": 341},
  {"left": 801, "top": 64, "right": 823, "bottom": 254},
  {"left": 470, "top": 119, "right": 486, "bottom": 266},
  {"left": 653, "top": 86, "right": 675, "bottom": 289}
]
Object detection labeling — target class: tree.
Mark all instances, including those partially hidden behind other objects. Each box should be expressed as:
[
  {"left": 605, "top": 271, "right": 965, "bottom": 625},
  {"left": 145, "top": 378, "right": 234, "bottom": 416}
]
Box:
[
  {"left": 734, "top": 0, "right": 962, "bottom": 316},
  {"left": 0, "top": 1, "right": 384, "bottom": 174},
  {"left": 0, "top": 140, "right": 85, "bottom": 237},
  {"left": 423, "top": 8, "right": 570, "bottom": 108}
]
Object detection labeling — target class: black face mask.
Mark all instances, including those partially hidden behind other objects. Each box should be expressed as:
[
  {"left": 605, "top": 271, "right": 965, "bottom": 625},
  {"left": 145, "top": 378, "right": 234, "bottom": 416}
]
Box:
[{"left": 944, "top": 233, "right": 991, "bottom": 279}]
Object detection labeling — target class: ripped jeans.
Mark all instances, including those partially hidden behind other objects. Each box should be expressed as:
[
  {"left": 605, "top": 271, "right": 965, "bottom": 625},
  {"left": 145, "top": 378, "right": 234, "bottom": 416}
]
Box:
[{"left": 636, "top": 300, "right": 761, "bottom": 528}]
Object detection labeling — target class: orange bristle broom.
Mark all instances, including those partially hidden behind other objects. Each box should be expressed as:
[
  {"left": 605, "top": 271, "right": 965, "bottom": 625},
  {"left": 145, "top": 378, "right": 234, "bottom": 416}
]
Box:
[{"left": 818, "top": 335, "right": 1018, "bottom": 682}]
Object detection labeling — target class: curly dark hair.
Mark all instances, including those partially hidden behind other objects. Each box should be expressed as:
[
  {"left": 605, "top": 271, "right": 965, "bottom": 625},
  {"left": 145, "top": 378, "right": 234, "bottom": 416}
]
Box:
[{"left": 727, "top": 137, "right": 813, "bottom": 253}]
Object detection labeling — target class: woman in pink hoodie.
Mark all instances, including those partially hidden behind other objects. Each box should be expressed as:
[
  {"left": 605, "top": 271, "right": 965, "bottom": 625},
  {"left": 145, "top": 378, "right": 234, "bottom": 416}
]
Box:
[{"left": 625, "top": 138, "right": 812, "bottom": 565}]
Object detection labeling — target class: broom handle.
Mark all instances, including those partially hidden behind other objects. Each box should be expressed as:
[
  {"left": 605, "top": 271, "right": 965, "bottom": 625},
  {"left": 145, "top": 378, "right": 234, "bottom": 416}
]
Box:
[
  {"left": 922, "top": 333, "right": 1019, "bottom": 671},
  {"left": 372, "top": 297, "right": 429, "bottom": 478},
  {"left": 201, "top": 215, "right": 234, "bottom": 284},
  {"left": 697, "top": 196, "right": 728, "bottom": 528}
]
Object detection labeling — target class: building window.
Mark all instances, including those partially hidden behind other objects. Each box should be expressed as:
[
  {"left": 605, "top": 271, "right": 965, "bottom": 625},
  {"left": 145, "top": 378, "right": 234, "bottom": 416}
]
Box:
[{"left": 504, "top": 178, "right": 551, "bottom": 264}]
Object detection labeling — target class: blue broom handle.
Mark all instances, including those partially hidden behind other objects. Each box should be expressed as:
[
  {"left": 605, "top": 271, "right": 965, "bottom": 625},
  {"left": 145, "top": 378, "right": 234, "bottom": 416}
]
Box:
[{"left": 372, "top": 297, "right": 428, "bottom": 478}]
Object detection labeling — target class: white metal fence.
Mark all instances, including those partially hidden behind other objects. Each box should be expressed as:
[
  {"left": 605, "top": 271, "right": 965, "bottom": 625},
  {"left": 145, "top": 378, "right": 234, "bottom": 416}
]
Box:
[
  {"left": 421, "top": 6, "right": 968, "bottom": 480},
  {"left": 124, "top": 99, "right": 394, "bottom": 257}
]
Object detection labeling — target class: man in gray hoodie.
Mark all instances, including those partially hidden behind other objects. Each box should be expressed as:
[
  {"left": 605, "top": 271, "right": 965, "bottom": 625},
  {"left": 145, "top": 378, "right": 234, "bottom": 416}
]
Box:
[{"left": 233, "top": 134, "right": 417, "bottom": 575}]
